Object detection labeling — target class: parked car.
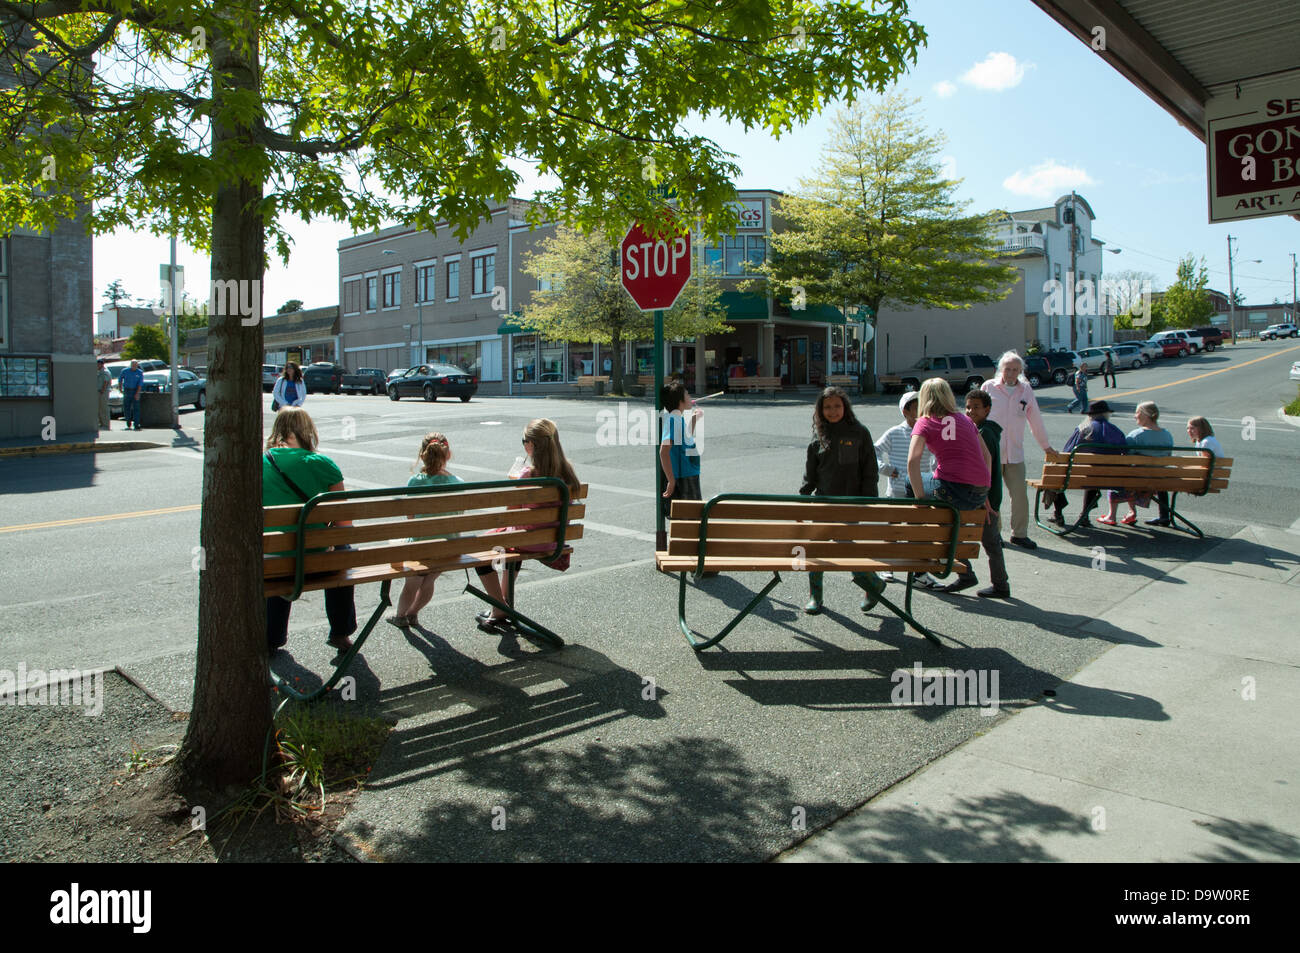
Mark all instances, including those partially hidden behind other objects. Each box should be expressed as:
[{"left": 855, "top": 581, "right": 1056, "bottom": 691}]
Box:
[
  {"left": 1148, "top": 337, "right": 1189, "bottom": 358},
  {"left": 1022, "top": 356, "right": 1053, "bottom": 388},
  {"left": 301, "top": 362, "right": 345, "bottom": 394},
  {"left": 878, "top": 352, "right": 997, "bottom": 393},
  {"left": 1076, "top": 347, "right": 1111, "bottom": 373},
  {"left": 340, "top": 367, "right": 388, "bottom": 395},
  {"left": 387, "top": 363, "right": 478, "bottom": 402},
  {"left": 1290, "top": 361, "right": 1300, "bottom": 381},
  {"left": 1192, "top": 326, "right": 1225, "bottom": 351},
  {"left": 1261, "top": 323, "right": 1299, "bottom": 340},
  {"left": 262, "top": 364, "right": 280, "bottom": 392},
  {"left": 109, "top": 369, "right": 203, "bottom": 416},
  {"left": 1131, "top": 339, "right": 1163, "bottom": 362},
  {"left": 1108, "top": 344, "right": 1146, "bottom": 370},
  {"left": 1151, "top": 329, "right": 1203, "bottom": 353}
]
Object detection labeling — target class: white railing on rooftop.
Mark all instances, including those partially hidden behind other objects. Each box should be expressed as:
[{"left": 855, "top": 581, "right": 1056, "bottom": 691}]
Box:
[{"left": 994, "top": 233, "right": 1046, "bottom": 253}]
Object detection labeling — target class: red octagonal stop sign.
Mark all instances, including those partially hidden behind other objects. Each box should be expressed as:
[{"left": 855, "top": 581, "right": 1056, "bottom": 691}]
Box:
[{"left": 620, "top": 224, "right": 692, "bottom": 311}]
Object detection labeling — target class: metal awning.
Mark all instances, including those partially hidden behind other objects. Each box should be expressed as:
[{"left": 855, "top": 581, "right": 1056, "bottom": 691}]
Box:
[{"left": 1030, "top": 0, "right": 1300, "bottom": 140}]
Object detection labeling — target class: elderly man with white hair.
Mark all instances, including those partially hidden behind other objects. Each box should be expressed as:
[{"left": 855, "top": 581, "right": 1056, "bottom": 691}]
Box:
[{"left": 981, "top": 350, "right": 1055, "bottom": 550}]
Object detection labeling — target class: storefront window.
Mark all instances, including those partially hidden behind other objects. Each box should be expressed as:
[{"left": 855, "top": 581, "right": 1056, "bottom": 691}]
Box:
[
  {"left": 539, "top": 340, "right": 565, "bottom": 382},
  {"left": 746, "top": 236, "right": 766, "bottom": 269},
  {"left": 725, "top": 236, "right": 746, "bottom": 275},
  {"left": 634, "top": 342, "right": 655, "bottom": 374},
  {"left": 568, "top": 342, "right": 594, "bottom": 380},
  {"left": 703, "top": 243, "right": 723, "bottom": 275},
  {"left": 513, "top": 334, "right": 536, "bottom": 383}
]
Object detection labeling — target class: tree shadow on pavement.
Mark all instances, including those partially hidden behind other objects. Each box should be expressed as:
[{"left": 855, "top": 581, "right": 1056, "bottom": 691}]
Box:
[
  {"left": 348, "top": 734, "right": 839, "bottom": 862},
  {"left": 360, "top": 643, "right": 667, "bottom": 791},
  {"left": 786, "top": 789, "right": 1094, "bottom": 862},
  {"left": 1192, "top": 817, "right": 1300, "bottom": 861}
]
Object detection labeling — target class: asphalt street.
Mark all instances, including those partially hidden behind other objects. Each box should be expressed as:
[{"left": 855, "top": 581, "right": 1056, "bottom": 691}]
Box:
[
  {"left": 3, "top": 339, "right": 1297, "bottom": 677},
  {"left": 1, "top": 340, "right": 1297, "bottom": 860}
]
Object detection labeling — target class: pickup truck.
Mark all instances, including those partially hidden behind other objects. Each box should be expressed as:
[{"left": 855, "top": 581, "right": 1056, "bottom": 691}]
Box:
[{"left": 340, "top": 367, "right": 387, "bottom": 394}]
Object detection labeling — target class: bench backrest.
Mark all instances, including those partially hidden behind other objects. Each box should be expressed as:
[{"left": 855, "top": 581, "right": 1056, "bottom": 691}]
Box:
[
  {"left": 667, "top": 494, "right": 983, "bottom": 574},
  {"left": 263, "top": 478, "right": 587, "bottom": 599},
  {"left": 1042, "top": 446, "right": 1231, "bottom": 493}
]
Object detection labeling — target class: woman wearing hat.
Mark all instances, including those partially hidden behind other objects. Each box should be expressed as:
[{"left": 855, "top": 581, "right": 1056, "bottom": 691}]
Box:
[{"left": 1048, "top": 399, "right": 1127, "bottom": 526}]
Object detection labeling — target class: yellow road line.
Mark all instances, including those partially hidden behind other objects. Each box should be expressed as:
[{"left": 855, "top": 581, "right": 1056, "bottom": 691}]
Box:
[
  {"left": 0, "top": 503, "right": 200, "bottom": 534},
  {"left": 1094, "top": 344, "right": 1300, "bottom": 401}
]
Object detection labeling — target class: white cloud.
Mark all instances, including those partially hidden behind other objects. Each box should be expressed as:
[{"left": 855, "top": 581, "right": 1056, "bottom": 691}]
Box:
[
  {"left": 1002, "top": 161, "right": 1095, "bottom": 199},
  {"left": 961, "top": 52, "right": 1030, "bottom": 91},
  {"left": 933, "top": 80, "right": 957, "bottom": 98}
]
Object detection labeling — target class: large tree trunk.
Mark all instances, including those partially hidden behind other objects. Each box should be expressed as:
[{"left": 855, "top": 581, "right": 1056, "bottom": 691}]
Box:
[{"left": 172, "top": 11, "right": 270, "bottom": 791}]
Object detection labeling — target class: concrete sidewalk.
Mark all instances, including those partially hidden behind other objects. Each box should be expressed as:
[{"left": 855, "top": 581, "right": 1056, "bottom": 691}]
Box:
[
  {"left": 781, "top": 523, "right": 1300, "bottom": 862},
  {"left": 0, "top": 425, "right": 183, "bottom": 456}
]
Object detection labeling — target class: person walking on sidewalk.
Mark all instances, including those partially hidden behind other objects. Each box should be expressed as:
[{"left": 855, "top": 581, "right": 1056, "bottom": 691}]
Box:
[
  {"left": 1066, "top": 363, "right": 1088, "bottom": 414},
  {"left": 271, "top": 361, "right": 306, "bottom": 411},
  {"left": 1101, "top": 348, "right": 1117, "bottom": 389},
  {"left": 940, "top": 389, "right": 1010, "bottom": 598},
  {"left": 119, "top": 359, "right": 144, "bottom": 431},
  {"left": 982, "top": 351, "right": 1055, "bottom": 551},
  {"left": 96, "top": 358, "right": 112, "bottom": 429},
  {"left": 799, "top": 386, "right": 883, "bottom": 616}
]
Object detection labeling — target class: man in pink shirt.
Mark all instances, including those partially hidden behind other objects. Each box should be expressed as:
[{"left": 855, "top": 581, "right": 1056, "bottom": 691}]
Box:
[{"left": 981, "top": 351, "right": 1055, "bottom": 550}]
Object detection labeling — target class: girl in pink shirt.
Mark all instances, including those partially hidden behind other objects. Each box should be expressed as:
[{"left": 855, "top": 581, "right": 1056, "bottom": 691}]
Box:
[{"left": 908, "top": 378, "right": 993, "bottom": 515}]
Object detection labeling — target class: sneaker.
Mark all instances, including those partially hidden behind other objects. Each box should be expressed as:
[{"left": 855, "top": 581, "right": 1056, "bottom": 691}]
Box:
[
  {"left": 1145, "top": 517, "right": 1171, "bottom": 527},
  {"left": 880, "top": 571, "right": 896, "bottom": 582},
  {"left": 913, "top": 573, "right": 940, "bottom": 590},
  {"left": 1008, "top": 536, "right": 1038, "bottom": 550},
  {"left": 977, "top": 585, "right": 1011, "bottom": 599},
  {"left": 804, "top": 598, "right": 823, "bottom": 615}
]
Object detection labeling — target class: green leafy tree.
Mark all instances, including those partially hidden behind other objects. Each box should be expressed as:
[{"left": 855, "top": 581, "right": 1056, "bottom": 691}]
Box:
[
  {"left": 519, "top": 227, "right": 730, "bottom": 393},
  {"left": 277, "top": 299, "right": 304, "bottom": 314},
  {"left": 752, "top": 94, "right": 1017, "bottom": 389},
  {"left": 102, "top": 278, "right": 130, "bottom": 308},
  {"left": 120, "top": 322, "right": 170, "bottom": 362},
  {"left": 1161, "top": 256, "right": 1216, "bottom": 330},
  {"left": 1, "top": 1, "right": 926, "bottom": 791}
]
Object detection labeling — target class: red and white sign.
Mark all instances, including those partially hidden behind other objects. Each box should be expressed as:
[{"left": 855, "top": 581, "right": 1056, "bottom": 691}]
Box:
[
  {"left": 1206, "top": 71, "right": 1300, "bottom": 223},
  {"left": 620, "top": 224, "right": 692, "bottom": 311}
]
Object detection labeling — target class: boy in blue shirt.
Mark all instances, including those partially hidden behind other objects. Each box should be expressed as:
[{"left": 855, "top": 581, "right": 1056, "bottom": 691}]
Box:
[{"left": 658, "top": 377, "right": 703, "bottom": 554}]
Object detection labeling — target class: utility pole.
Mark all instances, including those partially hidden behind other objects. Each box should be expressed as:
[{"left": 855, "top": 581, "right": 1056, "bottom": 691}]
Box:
[
  {"left": 1227, "top": 235, "right": 1236, "bottom": 342},
  {"left": 1292, "top": 253, "right": 1297, "bottom": 324},
  {"left": 1069, "top": 191, "right": 1078, "bottom": 351}
]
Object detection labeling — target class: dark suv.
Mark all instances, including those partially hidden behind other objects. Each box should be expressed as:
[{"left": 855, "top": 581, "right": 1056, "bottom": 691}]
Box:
[
  {"left": 1193, "top": 327, "right": 1225, "bottom": 350},
  {"left": 302, "top": 362, "right": 345, "bottom": 394}
]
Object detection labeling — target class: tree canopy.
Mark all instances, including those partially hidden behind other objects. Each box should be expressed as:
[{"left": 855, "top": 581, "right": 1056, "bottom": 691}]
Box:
[
  {"left": 752, "top": 93, "right": 1016, "bottom": 385},
  {"left": 1158, "top": 256, "right": 1216, "bottom": 330},
  {"left": 120, "top": 322, "right": 169, "bottom": 361},
  {"left": 1, "top": 0, "right": 929, "bottom": 791}
]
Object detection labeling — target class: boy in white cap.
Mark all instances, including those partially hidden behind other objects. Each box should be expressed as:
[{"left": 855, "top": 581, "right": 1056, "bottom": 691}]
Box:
[{"left": 873, "top": 390, "right": 939, "bottom": 587}]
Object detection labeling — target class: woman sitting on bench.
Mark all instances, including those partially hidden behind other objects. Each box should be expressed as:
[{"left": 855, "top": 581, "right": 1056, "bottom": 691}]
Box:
[{"left": 263, "top": 407, "right": 357, "bottom": 657}]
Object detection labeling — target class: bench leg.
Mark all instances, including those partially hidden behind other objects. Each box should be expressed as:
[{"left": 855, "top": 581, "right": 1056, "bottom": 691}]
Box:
[
  {"left": 1165, "top": 493, "right": 1204, "bottom": 539},
  {"left": 269, "top": 579, "right": 391, "bottom": 704},
  {"left": 463, "top": 571, "right": 565, "bottom": 648},
  {"left": 1034, "top": 487, "right": 1087, "bottom": 537},
  {"left": 870, "top": 574, "right": 944, "bottom": 647},
  {"left": 678, "top": 570, "right": 781, "bottom": 652}
]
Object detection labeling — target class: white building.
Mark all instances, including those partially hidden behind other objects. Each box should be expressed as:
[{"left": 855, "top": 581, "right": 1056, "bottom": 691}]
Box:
[{"left": 990, "top": 193, "right": 1115, "bottom": 351}]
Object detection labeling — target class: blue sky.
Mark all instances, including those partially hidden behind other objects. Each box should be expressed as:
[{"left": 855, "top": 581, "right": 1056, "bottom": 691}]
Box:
[{"left": 94, "top": 0, "right": 1299, "bottom": 317}]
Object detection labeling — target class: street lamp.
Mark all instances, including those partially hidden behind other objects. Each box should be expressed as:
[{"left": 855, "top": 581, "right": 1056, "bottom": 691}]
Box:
[{"left": 1227, "top": 236, "right": 1262, "bottom": 341}]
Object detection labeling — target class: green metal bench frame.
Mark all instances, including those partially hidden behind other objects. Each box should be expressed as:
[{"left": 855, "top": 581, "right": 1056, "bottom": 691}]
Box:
[
  {"left": 269, "top": 477, "right": 573, "bottom": 702},
  {"left": 1033, "top": 443, "right": 1221, "bottom": 540},
  {"left": 673, "top": 493, "right": 966, "bottom": 651}
]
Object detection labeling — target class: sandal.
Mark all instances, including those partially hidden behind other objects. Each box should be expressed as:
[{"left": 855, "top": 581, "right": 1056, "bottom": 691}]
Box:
[
  {"left": 476, "top": 615, "right": 516, "bottom": 635},
  {"left": 1097, "top": 515, "right": 1117, "bottom": 526},
  {"left": 1121, "top": 513, "right": 1138, "bottom": 525}
]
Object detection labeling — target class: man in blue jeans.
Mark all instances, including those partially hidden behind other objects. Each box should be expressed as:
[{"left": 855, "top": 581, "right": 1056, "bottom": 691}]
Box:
[{"left": 119, "top": 360, "right": 144, "bottom": 430}]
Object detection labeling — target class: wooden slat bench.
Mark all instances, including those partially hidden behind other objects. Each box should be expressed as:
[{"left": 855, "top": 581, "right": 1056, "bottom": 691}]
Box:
[
  {"left": 573, "top": 375, "right": 608, "bottom": 394},
  {"left": 824, "top": 374, "right": 859, "bottom": 393},
  {"left": 264, "top": 477, "right": 587, "bottom": 700},
  {"left": 728, "top": 375, "right": 781, "bottom": 397},
  {"left": 655, "top": 494, "right": 984, "bottom": 650},
  {"left": 1030, "top": 445, "right": 1231, "bottom": 539}
]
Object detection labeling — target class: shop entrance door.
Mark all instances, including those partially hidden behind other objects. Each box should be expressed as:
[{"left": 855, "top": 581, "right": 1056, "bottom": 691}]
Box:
[{"left": 789, "top": 336, "right": 807, "bottom": 384}]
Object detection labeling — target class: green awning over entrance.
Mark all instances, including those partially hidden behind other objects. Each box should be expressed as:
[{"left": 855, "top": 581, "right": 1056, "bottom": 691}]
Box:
[
  {"left": 497, "top": 319, "right": 525, "bottom": 335},
  {"left": 719, "top": 290, "right": 770, "bottom": 320}
]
